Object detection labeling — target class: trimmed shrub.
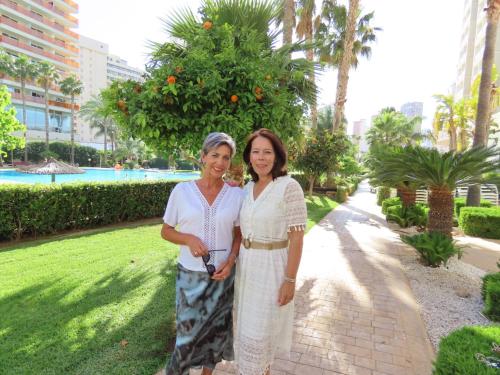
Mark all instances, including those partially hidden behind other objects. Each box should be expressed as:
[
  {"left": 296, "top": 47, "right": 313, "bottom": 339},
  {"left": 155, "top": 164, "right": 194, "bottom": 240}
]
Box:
[
  {"left": 376, "top": 186, "right": 391, "bottom": 206},
  {"left": 387, "top": 204, "right": 428, "bottom": 228},
  {"left": 482, "top": 273, "right": 500, "bottom": 322},
  {"left": 336, "top": 186, "right": 348, "bottom": 203},
  {"left": 433, "top": 325, "right": 500, "bottom": 374},
  {"left": 459, "top": 207, "right": 500, "bottom": 239},
  {"left": 382, "top": 197, "right": 401, "bottom": 215},
  {"left": 0, "top": 180, "right": 178, "bottom": 241},
  {"left": 401, "top": 232, "right": 462, "bottom": 267},
  {"left": 454, "top": 197, "right": 493, "bottom": 217}
]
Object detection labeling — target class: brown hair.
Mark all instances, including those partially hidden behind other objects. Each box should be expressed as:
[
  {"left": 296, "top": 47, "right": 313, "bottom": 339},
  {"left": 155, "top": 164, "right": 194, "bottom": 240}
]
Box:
[{"left": 243, "top": 128, "right": 288, "bottom": 182}]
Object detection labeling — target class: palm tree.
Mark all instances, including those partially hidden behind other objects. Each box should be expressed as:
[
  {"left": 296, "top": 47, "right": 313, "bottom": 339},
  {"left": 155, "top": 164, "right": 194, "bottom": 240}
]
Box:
[
  {"left": 316, "top": 1, "right": 379, "bottom": 132},
  {"left": 80, "top": 94, "right": 119, "bottom": 164},
  {"left": 367, "top": 108, "right": 423, "bottom": 149},
  {"left": 296, "top": 0, "right": 318, "bottom": 128},
  {"left": 433, "top": 94, "right": 458, "bottom": 151},
  {"left": 36, "top": 61, "right": 59, "bottom": 151},
  {"left": 468, "top": 32, "right": 500, "bottom": 205},
  {"left": 282, "top": 0, "right": 296, "bottom": 46},
  {"left": 60, "top": 75, "right": 82, "bottom": 165},
  {"left": 10, "top": 55, "right": 39, "bottom": 162},
  {"left": 454, "top": 98, "right": 474, "bottom": 151},
  {"left": 383, "top": 146, "right": 499, "bottom": 237}
]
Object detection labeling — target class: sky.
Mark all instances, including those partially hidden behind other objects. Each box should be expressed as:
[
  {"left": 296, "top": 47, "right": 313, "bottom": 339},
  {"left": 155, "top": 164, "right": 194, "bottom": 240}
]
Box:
[{"left": 78, "top": 0, "right": 464, "bottom": 133}]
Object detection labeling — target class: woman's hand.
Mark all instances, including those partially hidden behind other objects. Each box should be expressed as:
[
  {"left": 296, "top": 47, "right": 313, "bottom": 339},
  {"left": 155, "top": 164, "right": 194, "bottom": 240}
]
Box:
[
  {"left": 278, "top": 281, "right": 295, "bottom": 306},
  {"left": 212, "top": 254, "right": 236, "bottom": 281},
  {"left": 186, "top": 235, "right": 208, "bottom": 257}
]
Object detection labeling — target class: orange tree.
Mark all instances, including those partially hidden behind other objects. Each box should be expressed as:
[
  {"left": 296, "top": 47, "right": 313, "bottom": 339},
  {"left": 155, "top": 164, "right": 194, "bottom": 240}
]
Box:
[{"left": 102, "top": 0, "right": 316, "bottom": 160}]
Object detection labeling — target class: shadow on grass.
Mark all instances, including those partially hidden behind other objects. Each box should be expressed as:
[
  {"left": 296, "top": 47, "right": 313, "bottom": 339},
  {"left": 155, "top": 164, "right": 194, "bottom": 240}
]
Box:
[
  {"left": 0, "top": 258, "right": 178, "bottom": 375},
  {"left": 0, "top": 221, "right": 163, "bottom": 254}
]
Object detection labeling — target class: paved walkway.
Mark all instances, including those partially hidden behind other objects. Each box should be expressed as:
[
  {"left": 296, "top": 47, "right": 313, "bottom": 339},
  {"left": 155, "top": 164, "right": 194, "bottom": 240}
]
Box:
[{"left": 165, "top": 181, "right": 435, "bottom": 375}]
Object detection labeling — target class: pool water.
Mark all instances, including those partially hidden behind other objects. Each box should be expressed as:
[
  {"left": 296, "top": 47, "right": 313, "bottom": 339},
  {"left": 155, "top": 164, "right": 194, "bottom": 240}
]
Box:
[{"left": 0, "top": 168, "right": 199, "bottom": 184}]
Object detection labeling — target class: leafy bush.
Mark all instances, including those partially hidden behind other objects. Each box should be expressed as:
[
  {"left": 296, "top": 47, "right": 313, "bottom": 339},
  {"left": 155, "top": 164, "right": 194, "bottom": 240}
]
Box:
[
  {"left": 401, "top": 232, "right": 462, "bottom": 267},
  {"left": 290, "top": 173, "right": 308, "bottom": 191},
  {"left": 482, "top": 272, "right": 500, "bottom": 321},
  {"left": 433, "top": 325, "right": 500, "bottom": 375},
  {"left": 0, "top": 181, "right": 177, "bottom": 241},
  {"left": 382, "top": 197, "right": 401, "bottom": 214},
  {"left": 454, "top": 197, "right": 492, "bottom": 217},
  {"left": 336, "top": 186, "right": 348, "bottom": 203},
  {"left": 13, "top": 141, "right": 99, "bottom": 166},
  {"left": 377, "top": 186, "right": 391, "bottom": 206},
  {"left": 459, "top": 207, "right": 500, "bottom": 239},
  {"left": 387, "top": 204, "right": 428, "bottom": 228}
]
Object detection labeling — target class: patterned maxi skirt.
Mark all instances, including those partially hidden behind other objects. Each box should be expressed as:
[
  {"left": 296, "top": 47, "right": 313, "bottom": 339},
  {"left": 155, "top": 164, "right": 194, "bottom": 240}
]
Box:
[{"left": 166, "top": 263, "right": 235, "bottom": 375}]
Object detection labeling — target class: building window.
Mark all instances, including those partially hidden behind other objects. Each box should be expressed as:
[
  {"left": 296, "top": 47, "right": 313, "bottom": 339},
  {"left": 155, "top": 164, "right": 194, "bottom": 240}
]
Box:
[
  {"left": 31, "top": 43, "right": 44, "bottom": 50},
  {"left": 31, "top": 26, "right": 43, "bottom": 34}
]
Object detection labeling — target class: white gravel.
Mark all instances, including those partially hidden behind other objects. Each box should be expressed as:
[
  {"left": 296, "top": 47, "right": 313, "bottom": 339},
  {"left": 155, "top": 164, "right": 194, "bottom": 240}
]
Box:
[{"left": 398, "top": 245, "right": 492, "bottom": 349}]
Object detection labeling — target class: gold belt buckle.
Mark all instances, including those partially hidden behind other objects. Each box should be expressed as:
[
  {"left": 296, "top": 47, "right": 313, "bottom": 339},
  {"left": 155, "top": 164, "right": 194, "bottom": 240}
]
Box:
[{"left": 243, "top": 238, "right": 251, "bottom": 249}]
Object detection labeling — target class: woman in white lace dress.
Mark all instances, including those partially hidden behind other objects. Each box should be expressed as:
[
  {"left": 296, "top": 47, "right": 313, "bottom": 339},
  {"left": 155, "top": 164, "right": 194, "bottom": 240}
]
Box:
[{"left": 234, "top": 128, "right": 307, "bottom": 375}]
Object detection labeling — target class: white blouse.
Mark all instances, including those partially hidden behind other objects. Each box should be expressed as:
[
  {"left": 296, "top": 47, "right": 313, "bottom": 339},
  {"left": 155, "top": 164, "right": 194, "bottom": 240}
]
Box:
[{"left": 163, "top": 181, "right": 244, "bottom": 272}]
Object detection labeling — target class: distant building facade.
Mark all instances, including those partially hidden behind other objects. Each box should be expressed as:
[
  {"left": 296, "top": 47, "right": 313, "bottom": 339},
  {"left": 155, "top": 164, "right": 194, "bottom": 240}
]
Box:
[{"left": 0, "top": 0, "right": 79, "bottom": 142}]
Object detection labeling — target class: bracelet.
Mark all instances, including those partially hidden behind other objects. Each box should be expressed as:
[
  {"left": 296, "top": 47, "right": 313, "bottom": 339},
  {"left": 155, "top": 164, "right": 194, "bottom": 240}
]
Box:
[{"left": 284, "top": 276, "right": 296, "bottom": 283}]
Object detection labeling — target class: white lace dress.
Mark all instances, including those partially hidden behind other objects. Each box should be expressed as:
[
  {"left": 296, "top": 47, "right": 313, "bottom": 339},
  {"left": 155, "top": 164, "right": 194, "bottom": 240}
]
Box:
[{"left": 234, "top": 176, "right": 307, "bottom": 375}]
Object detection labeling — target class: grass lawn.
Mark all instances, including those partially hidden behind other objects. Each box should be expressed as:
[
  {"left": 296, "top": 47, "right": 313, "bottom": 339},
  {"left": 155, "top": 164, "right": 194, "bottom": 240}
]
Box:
[
  {"left": 305, "top": 194, "right": 339, "bottom": 232},
  {"left": 0, "top": 194, "right": 337, "bottom": 375},
  {"left": 433, "top": 325, "right": 500, "bottom": 374}
]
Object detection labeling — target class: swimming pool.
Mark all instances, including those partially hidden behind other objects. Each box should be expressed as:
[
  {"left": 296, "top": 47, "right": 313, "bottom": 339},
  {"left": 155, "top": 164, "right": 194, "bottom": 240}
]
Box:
[{"left": 0, "top": 168, "right": 199, "bottom": 184}]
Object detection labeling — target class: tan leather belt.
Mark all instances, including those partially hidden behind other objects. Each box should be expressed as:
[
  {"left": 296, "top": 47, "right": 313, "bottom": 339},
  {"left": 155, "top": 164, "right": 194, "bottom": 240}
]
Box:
[{"left": 242, "top": 238, "right": 289, "bottom": 250}]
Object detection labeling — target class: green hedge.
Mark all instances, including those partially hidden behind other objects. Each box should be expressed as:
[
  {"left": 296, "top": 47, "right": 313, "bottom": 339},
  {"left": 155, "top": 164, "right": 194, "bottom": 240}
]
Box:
[
  {"left": 482, "top": 273, "right": 500, "bottom": 322},
  {"left": 459, "top": 207, "right": 500, "bottom": 239},
  {"left": 382, "top": 197, "right": 401, "bottom": 215},
  {"left": 0, "top": 181, "right": 177, "bottom": 241},
  {"left": 433, "top": 325, "right": 500, "bottom": 374},
  {"left": 13, "top": 141, "right": 99, "bottom": 166},
  {"left": 377, "top": 186, "right": 391, "bottom": 206},
  {"left": 454, "top": 197, "right": 493, "bottom": 217}
]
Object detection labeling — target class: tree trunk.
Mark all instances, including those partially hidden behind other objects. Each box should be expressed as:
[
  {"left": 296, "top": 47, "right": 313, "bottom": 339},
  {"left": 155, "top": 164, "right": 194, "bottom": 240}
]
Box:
[
  {"left": 458, "top": 127, "right": 468, "bottom": 151},
  {"left": 428, "top": 188, "right": 454, "bottom": 238},
  {"left": 306, "top": 30, "right": 317, "bottom": 129},
  {"left": 70, "top": 95, "right": 75, "bottom": 165},
  {"left": 308, "top": 175, "right": 315, "bottom": 197},
  {"left": 21, "top": 80, "right": 28, "bottom": 162},
  {"left": 44, "top": 86, "right": 50, "bottom": 151},
  {"left": 448, "top": 124, "right": 457, "bottom": 151},
  {"left": 103, "top": 122, "right": 108, "bottom": 165},
  {"left": 332, "top": 0, "right": 359, "bottom": 132},
  {"left": 282, "top": 0, "right": 295, "bottom": 47},
  {"left": 467, "top": 0, "right": 500, "bottom": 207},
  {"left": 400, "top": 187, "right": 416, "bottom": 208}
]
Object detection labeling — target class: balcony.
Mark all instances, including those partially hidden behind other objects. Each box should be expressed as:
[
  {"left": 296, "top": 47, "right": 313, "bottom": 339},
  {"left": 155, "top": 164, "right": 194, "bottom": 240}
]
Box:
[
  {"left": 10, "top": 90, "right": 79, "bottom": 110},
  {"left": 0, "top": 72, "right": 61, "bottom": 92},
  {"left": 0, "top": 35, "right": 79, "bottom": 68},
  {"left": 0, "top": 15, "right": 79, "bottom": 55},
  {"left": 0, "top": 0, "right": 78, "bottom": 40},
  {"left": 28, "top": 0, "right": 78, "bottom": 27}
]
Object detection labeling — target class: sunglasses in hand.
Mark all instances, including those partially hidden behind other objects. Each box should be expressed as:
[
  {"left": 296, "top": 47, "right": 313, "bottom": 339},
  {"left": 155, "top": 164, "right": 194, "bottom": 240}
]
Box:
[{"left": 202, "top": 249, "right": 226, "bottom": 276}]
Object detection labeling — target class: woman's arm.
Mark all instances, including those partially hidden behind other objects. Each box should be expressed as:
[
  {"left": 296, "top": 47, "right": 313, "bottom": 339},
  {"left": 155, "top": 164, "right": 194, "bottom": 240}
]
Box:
[
  {"left": 212, "top": 226, "right": 242, "bottom": 280},
  {"left": 278, "top": 230, "right": 304, "bottom": 306},
  {"left": 161, "top": 224, "right": 208, "bottom": 257}
]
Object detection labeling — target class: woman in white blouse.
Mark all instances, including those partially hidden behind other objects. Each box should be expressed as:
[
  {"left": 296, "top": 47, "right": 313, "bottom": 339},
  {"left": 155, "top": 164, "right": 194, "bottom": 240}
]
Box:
[
  {"left": 234, "top": 128, "right": 307, "bottom": 375},
  {"left": 161, "top": 132, "right": 244, "bottom": 375}
]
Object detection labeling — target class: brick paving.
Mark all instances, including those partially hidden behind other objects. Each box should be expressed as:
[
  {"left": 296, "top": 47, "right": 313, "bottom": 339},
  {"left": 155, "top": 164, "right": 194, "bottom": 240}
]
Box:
[{"left": 159, "top": 181, "right": 435, "bottom": 375}]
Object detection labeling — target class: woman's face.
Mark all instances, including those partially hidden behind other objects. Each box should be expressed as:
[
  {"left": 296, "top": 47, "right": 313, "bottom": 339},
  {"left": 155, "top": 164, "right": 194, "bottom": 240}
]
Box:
[
  {"left": 201, "top": 144, "right": 232, "bottom": 179},
  {"left": 249, "top": 136, "right": 276, "bottom": 179}
]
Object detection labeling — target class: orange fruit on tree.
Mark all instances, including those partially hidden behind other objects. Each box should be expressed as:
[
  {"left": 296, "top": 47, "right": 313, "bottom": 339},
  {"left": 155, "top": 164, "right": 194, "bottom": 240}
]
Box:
[
  {"left": 255, "top": 94, "right": 263, "bottom": 101},
  {"left": 265, "top": 75, "right": 272, "bottom": 80},
  {"left": 254, "top": 86, "right": 262, "bottom": 95},
  {"left": 175, "top": 66, "right": 183, "bottom": 73},
  {"left": 167, "top": 75, "right": 176, "bottom": 85},
  {"left": 230, "top": 95, "right": 239, "bottom": 103},
  {"left": 203, "top": 20, "right": 213, "bottom": 30}
]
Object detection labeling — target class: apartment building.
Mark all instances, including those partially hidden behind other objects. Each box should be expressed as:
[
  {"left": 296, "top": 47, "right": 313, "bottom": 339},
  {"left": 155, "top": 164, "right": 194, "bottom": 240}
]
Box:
[
  {"left": 0, "top": 0, "right": 79, "bottom": 142},
  {"left": 78, "top": 35, "right": 144, "bottom": 149}
]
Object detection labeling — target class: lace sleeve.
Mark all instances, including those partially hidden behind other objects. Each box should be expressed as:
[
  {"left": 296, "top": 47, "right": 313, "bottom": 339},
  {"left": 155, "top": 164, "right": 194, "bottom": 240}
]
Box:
[{"left": 284, "top": 179, "right": 307, "bottom": 232}]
